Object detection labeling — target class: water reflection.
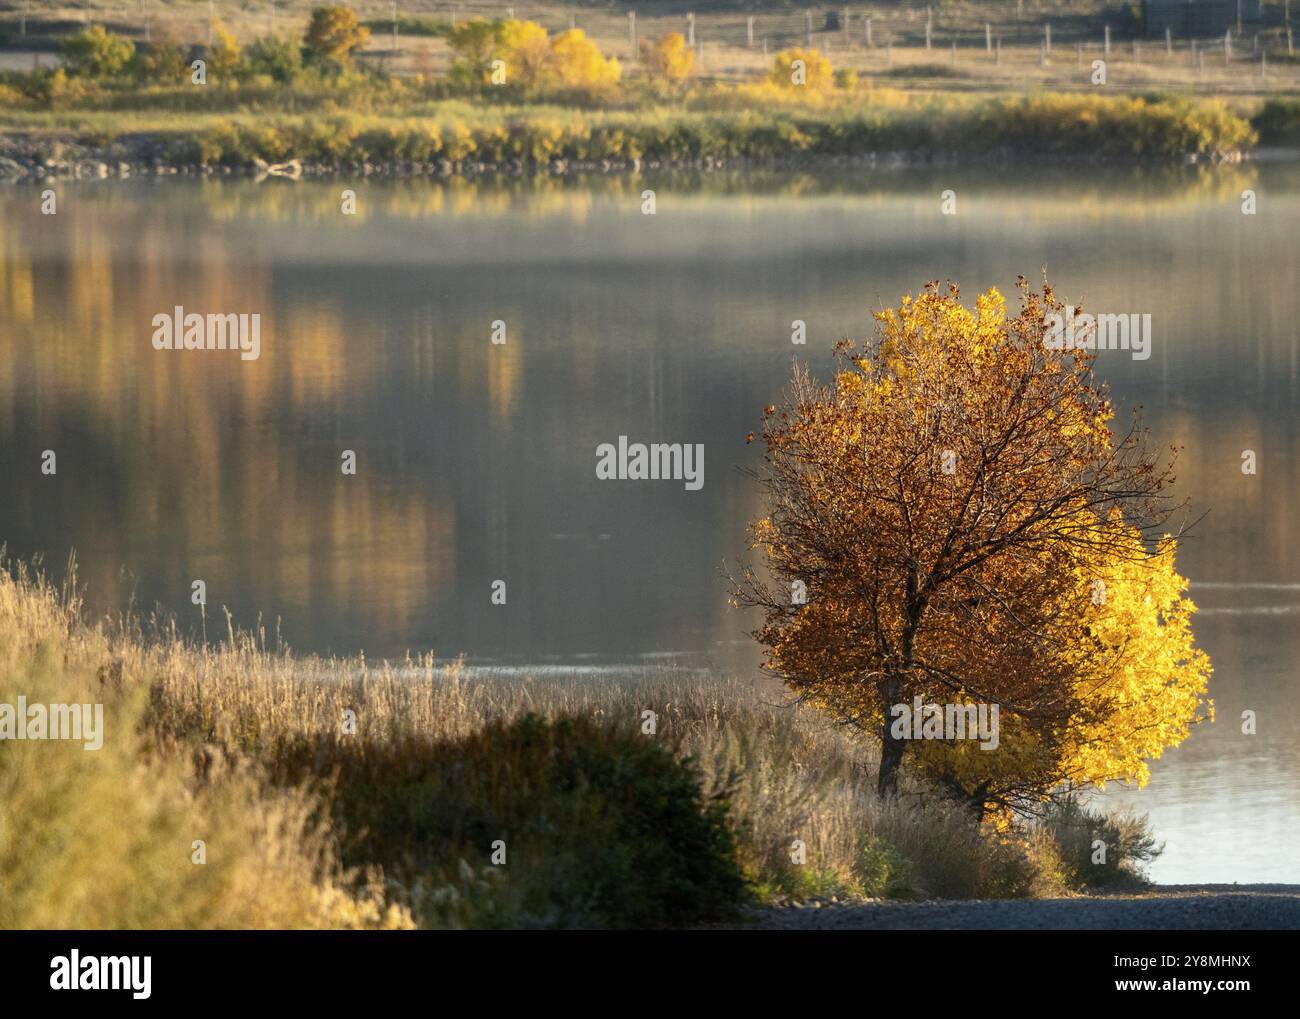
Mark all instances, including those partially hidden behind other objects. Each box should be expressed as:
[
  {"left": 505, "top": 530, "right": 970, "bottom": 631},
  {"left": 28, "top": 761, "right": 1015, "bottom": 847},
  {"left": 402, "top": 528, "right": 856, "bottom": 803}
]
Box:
[{"left": 1, "top": 163, "right": 1298, "bottom": 880}]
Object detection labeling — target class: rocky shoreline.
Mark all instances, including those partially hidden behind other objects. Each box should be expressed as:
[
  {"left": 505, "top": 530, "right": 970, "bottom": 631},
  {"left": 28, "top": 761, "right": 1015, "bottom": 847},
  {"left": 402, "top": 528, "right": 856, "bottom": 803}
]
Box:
[{"left": 0, "top": 133, "right": 1249, "bottom": 182}]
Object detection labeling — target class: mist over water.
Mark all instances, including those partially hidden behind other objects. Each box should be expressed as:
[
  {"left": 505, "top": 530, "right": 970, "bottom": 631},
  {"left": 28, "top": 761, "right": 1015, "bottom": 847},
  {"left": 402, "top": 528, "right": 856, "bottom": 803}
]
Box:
[{"left": 2, "top": 164, "right": 1298, "bottom": 883}]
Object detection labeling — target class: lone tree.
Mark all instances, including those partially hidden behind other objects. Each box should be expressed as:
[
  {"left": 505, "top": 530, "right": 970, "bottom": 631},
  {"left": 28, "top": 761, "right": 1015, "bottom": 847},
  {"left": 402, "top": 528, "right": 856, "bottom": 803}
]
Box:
[
  {"left": 62, "top": 25, "right": 135, "bottom": 78},
  {"left": 735, "top": 280, "right": 1211, "bottom": 816},
  {"left": 641, "top": 32, "right": 695, "bottom": 87},
  {"left": 303, "top": 6, "right": 370, "bottom": 68}
]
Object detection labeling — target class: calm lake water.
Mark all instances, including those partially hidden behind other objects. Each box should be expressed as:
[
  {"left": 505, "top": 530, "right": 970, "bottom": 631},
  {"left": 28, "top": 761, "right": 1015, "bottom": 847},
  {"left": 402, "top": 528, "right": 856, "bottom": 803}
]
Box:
[{"left": 2, "top": 164, "right": 1298, "bottom": 884}]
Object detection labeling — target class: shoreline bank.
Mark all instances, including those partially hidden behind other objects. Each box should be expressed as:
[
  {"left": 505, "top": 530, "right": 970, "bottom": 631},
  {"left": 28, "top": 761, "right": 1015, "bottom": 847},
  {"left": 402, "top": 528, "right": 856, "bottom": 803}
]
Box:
[
  {"left": 0, "top": 138, "right": 1253, "bottom": 182},
  {"left": 0, "top": 90, "right": 1266, "bottom": 180}
]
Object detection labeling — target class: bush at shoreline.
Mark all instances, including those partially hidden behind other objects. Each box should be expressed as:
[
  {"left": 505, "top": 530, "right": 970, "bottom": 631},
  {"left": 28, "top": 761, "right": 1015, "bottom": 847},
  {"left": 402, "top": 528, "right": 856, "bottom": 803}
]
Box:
[{"left": 0, "top": 93, "right": 1257, "bottom": 177}]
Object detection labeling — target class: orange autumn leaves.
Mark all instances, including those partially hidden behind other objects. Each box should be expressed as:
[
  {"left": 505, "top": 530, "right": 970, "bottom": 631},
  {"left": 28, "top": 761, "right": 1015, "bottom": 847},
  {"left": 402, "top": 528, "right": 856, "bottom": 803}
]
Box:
[{"left": 739, "top": 280, "right": 1211, "bottom": 813}]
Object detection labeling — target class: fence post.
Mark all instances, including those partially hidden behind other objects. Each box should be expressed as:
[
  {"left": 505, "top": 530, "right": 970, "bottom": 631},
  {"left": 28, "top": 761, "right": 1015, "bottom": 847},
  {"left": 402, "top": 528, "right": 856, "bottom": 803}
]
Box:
[
  {"left": 805, "top": 11, "right": 813, "bottom": 46},
  {"left": 926, "top": 12, "right": 932, "bottom": 50},
  {"left": 1226, "top": 29, "right": 1232, "bottom": 62},
  {"left": 1165, "top": 27, "right": 1171, "bottom": 55},
  {"left": 1104, "top": 25, "right": 1110, "bottom": 57},
  {"left": 1045, "top": 23, "right": 1051, "bottom": 55},
  {"left": 747, "top": 15, "right": 754, "bottom": 48},
  {"left": 867, "top": 18, "right": 873, "bottom": 48},
  {"left": 687, "top": 12, "right": 694, "bottom": 47},
  {"left": 628, "top": 11, "right": 635, "bottom": 52},
  {"left": 985, "top": 23, "right": 991, "bottom": 53}
]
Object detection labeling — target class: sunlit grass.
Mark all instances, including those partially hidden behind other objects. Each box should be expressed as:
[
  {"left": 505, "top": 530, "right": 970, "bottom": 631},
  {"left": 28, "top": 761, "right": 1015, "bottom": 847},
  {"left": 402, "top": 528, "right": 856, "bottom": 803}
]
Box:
[
  {"left": 0, "top": 554, "right": 1159, "bottom": 927},
  {"left": 0, "top": 72, "right": 1258, "bottom": 165}
]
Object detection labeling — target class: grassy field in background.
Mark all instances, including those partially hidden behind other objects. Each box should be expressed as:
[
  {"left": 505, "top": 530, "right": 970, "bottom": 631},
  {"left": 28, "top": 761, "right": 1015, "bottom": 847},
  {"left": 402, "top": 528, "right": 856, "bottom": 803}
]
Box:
[
  {"left": 1, "top": 1, "right": 1296, "bottom": 170},
  {"left": 3, "top": 0, "right": 1299, "bottom": 94}
]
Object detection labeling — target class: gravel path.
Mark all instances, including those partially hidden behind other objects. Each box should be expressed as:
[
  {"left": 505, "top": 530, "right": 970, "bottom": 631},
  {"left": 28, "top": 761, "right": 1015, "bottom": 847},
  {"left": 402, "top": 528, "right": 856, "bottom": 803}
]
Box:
[{"left": 745, "top": 886, "right": 1300, "bottom": 930}]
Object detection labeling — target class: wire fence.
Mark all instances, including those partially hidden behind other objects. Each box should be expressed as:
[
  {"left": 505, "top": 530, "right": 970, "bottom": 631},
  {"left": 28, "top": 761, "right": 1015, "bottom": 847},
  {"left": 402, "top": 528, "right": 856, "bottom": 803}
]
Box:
[{"left": 1, "top": 1, "right": 1295, "bottom": 78}]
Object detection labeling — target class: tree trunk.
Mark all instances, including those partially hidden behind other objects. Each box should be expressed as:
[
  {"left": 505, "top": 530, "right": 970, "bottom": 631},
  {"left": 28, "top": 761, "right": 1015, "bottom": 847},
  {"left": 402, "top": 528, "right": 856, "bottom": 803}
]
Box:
[{"left": 877, "top": 672, "right": 904, "bottom": 798}]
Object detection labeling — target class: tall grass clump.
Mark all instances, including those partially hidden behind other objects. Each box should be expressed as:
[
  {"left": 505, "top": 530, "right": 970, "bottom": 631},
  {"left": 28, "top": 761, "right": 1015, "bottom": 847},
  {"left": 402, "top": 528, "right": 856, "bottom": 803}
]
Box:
[
  {"left": 1035, "top": 795, "right": 1163, "bottom": 890},
  {"left": 0, "top": 560, "right": 412, "bottom": 929}
]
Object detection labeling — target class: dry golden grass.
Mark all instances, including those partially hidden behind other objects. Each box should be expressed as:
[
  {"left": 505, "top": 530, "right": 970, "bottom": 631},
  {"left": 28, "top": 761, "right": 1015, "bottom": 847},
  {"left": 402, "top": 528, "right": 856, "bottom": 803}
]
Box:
[
  {"left": 1, "top": 553, "right": 1138, "bottom": 927},
  {"left": 0, "top": 558, "right": 414, "bottom": 929}
]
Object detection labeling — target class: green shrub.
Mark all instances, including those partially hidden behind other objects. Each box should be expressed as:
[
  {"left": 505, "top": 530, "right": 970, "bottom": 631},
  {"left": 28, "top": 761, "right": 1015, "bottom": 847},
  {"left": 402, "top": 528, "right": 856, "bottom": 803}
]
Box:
[
  {"left": 1038, "top": 796, "right": 1163, "bottom": 889},
  {"left": 272, "top": 714, "right": 748, "bottom": 928},
  {"left": 363, "top": 16, "right": 450, "bottom": 39},
  {"left": 241, "top": 37, "right": 304, "bottom": 84},
  {"left": 1253, "top": 98, "right": 1300, "bottom": 145},
  {"left": 854, "top": 835, "right": 916, "bottom": 898},
  {"left": 133, "top": 39, "right": 187, "bottom": 84},
  {"left": 62, "top": 25, "right": 135, "bottom": 79}
]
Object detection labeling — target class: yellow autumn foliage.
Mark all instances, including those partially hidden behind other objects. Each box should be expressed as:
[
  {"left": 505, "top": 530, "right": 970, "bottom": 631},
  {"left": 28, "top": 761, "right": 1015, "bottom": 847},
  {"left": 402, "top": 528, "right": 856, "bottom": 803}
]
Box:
[
  {"left": 641, "top": 32, "right": 694, "bottom": 85},
  {"left": 742, "top": 280, "right": 1212, "bottom": 813},
  {"left": 769, "top": 48, "right": 835, "bottom": 92},
  {"left": 500, "top": 18, "right": 552, "bottom": 85},
  {"left": 449, "top": 19, "right": 620, "bottom": 95},
  {"left": 548, "top": 28, "right": 622, "bottom": 91},
  {"left": 1063, "top": 529, "right": 1213, "bottom": 788}
]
